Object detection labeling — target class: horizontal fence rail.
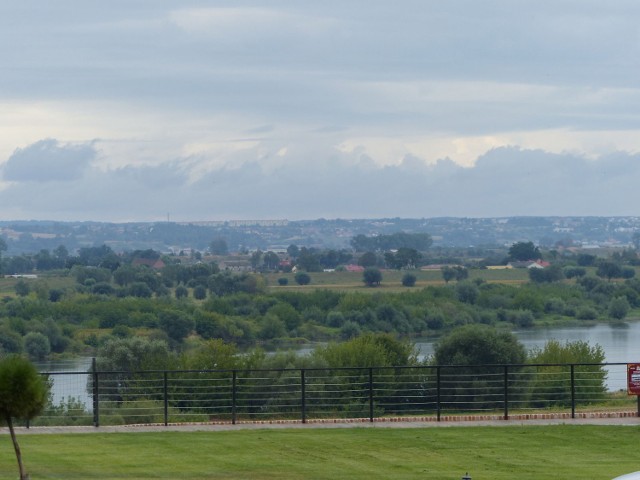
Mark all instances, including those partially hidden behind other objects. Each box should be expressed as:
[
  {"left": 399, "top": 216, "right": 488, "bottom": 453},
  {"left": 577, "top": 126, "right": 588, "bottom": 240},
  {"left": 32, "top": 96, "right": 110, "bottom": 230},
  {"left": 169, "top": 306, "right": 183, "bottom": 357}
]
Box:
[{"left": 33, "top": 362, "right": 639, "bottom": 427}]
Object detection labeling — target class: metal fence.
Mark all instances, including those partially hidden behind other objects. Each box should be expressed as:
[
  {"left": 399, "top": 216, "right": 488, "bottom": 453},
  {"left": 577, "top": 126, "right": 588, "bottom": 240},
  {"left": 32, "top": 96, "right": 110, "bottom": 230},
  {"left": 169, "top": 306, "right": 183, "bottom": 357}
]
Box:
[{"left": 33, "top": 361, "right": 638, "bottom": 427}]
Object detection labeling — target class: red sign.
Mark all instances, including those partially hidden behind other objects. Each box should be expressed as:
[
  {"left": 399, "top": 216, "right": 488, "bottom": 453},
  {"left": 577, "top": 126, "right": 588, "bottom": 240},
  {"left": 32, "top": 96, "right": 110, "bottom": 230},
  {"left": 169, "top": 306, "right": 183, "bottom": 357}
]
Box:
[{"left": 627, "top": 364, "right": 640, "bottom": 395}]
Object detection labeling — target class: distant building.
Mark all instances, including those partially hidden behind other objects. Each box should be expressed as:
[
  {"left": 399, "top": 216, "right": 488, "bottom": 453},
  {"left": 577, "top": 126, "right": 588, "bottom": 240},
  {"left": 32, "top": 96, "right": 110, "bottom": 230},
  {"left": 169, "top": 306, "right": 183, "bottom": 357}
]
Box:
[
  {"left": 507, "top": 260, "right": 550, "bottom": 269},
  {"left": 345, "top": 264, "right": 365, "bottom": 272},
  {"left": 131, "top": 257, "right": 165, "bottom": 270}
]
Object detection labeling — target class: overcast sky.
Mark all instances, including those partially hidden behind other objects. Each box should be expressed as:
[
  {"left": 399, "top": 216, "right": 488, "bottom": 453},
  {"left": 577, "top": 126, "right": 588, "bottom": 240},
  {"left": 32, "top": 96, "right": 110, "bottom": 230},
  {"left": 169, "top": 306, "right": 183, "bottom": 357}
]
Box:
[{"left": 2, "top": 1, "right": 640, "bottom": 222}]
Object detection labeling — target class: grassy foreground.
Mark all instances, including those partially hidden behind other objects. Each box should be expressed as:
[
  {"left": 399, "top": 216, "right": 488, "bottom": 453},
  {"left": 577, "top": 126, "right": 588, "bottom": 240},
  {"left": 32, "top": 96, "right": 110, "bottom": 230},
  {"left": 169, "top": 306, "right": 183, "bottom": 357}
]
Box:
[{"left": 1, "top": 425, "right": 639, "bottom": 479}]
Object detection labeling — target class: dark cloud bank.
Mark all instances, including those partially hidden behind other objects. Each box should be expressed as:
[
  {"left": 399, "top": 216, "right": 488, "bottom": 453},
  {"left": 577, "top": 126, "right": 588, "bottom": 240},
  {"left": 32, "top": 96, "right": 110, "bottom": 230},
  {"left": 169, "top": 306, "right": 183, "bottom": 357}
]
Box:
[{"left": 1, "top": 139, "right": 639, "bottom": 221}]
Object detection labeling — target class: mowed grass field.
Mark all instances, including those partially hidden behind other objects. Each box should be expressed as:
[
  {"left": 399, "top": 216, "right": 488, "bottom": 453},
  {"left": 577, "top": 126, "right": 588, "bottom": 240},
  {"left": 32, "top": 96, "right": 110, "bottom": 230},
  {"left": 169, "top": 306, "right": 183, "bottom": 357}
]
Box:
[{"left": 1, "top": 425, "right": 639, "bottom": 479}]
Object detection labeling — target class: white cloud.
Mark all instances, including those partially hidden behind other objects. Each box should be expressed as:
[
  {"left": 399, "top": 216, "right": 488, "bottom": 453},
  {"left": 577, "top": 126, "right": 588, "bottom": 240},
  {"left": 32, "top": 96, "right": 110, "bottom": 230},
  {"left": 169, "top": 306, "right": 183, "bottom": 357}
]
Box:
[
  {"left": 3, "top": 138, "right": 640, "bottom": 221},
  {"left": 2, "top": 139, "right": 95, "bottom": 182},
  {"left": 3, "top": 2, "right": 640, "bottom": 220}
]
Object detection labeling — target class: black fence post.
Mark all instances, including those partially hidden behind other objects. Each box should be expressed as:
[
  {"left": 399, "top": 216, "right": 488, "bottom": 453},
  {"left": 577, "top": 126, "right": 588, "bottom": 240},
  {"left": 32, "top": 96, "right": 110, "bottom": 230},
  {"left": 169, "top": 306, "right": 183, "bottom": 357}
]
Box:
[
  {"left": 436, "top": 366, "right": 441, "bottom": 422},
  {"left": 503, "top": 365, "right": 509, "bottom": 420},
  {"left": 301, "top": 369, "right": 306, "bottom": 424},
  {"left": 369, "top": 368, "right": 374, "bottom": 422},
  {"left": 232, "top": 370, "right": 237, "bottom": 425},
  {"left": 570, "top": 364, "right": 576, "bottom": 419},
  {"left": 92, "top": 357, "right": 99, "bottom": 427},
  {"left": 163, "top": 371, "right": 169, "bottom": 426}
]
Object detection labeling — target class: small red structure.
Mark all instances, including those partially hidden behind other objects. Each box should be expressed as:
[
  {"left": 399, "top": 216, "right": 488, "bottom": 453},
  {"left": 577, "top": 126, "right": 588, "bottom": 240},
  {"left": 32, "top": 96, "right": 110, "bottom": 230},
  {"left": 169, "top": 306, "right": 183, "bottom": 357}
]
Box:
[{"left": 627, "top": 364, "right": 640, "bottom": 395}]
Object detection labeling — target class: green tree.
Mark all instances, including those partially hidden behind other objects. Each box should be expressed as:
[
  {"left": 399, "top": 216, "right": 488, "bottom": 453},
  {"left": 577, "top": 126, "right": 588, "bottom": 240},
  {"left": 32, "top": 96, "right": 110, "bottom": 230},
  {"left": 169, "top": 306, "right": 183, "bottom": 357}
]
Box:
[
  {"left": 528, "top": 340, "right": 606, "bottom": 407},
  {"left": 0, "top": 236, "right": 7, "bottom": 275},
  {"left": 434, "top": 325, "right": 526, "bottom": 366},
  {"left": 158, "top": 310, "right": 195, "bottom": 343},
  {"left": 441, "top": 266, "right": 456, "bottom": 284},
  {"left": 0, "top": 328, "right": 23, "bottom": 354},
  {"left": 402, "top": 273, "right": 417, "bottom": 287},
  {"left": 433, "top": 325, "right": 527, "bottom": 409},
  {"left": 529, "top": 264, "right": 564, "bottom": 283},
  {"left": 508, "top": 241, "right": 541, "bottom": 261},
  {"left": 113, "top": 265, "right": 137, "bottom": 287},
  {"left": 363, "top": 267, "right": 382, "bottom": 287},
  {"left": 193, "top": 285, "right": 207, "bottom": 300},
  {"left": 596, "top": 260, "right": 622, "bottom": 280},
  {"left": 175, "top": 285, "right": 189, "bottom": 299},
  {"left": 24, "top": 332, "right": 51, "bottom": 361},
  {"left": 454, "top": 266, "right": 469, "bottom": 281},
  {"left": 250, "top": 250, "right": 263, "bottom": 270},
  {"left": 456, "top": 282, "right": 479, "bottom": 304},
  {"left": 0, "top": 355, "right": 49, "bottom": 480},
  {"left": 263, "top": 251, "right": 280, "bottom": 271},
  {"left": 294, "top": 272, "right": 311, "bottom": 285},
  {"left": 358, "top": 251, "right": 378, "bottom": 268},
  {"left": 14, "top": 280, "right": 30, "bottom": 297},
  {"left": 608, "top": 297, "right": 630, "bottom": 320},
  {"left": 296, "top": 248, "right": 322, "bottom": 272},
  {"left": 315, "top": 333, "right": 419, "bottom": 368},
  {"left": 385, "top": 248, "right": 422, "bottom": 269},
  {"left": 209, "top": 237, "right": 229, "bottom": 255},
  {"left": 286, "top": 244, "right": 300, "bottom": 259}
]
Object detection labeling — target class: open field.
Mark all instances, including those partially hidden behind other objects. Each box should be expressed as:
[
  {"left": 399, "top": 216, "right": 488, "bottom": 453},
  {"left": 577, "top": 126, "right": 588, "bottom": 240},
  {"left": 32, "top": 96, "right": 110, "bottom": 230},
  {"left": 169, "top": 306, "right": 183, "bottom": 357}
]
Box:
[
  {"left": 265, "top": 268, "right": 531, "bottom": 292},
  {"left": 0, "top": 274, "right": 74, "bottom": 296},
  {"left": 1, "top": 425, "right": 639, "bottom": 479}
]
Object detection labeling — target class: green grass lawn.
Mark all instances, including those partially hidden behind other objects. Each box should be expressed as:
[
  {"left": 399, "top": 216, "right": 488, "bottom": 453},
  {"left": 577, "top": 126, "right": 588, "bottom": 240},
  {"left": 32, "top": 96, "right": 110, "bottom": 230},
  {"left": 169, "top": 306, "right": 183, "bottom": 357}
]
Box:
[{"left": 1, "top": 425, "right": 639, "bottom": 479}]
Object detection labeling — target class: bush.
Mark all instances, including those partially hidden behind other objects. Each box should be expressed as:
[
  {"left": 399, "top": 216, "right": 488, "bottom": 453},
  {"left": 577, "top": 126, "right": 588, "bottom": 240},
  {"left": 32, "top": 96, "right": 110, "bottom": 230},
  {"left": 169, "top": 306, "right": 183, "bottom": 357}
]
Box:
[
  {"left": 193, "top": 285, "right": 207, "bottom": 300},
  {"left": 576, "top": 306, "right": 598, "bottom": 320},
  {"left": 339, "top": 321, "right": 361, "bottom": 340},
  {"left": 294, "top": 272, "right": 311, "bottom": 285},
  {"left": 402, "top": 273, "right": 417, "bottom": 287},
  {"left": 362, "top": 267, "right": 382, "bottom": 287},
  {"left": 608, "top": 297, "right": 630, "bottom": 320},
  {"left": 528, "top": 340, "right": 606, "bottom": 407},
  {"left": 24, "top": 332, "right": 51, "bottom": 360},
  {"left": 277, "top": 277, "right": 289, "bottom": 286},
  {"left": 175, "top": 285, "right": 189, "bottom": 299}
]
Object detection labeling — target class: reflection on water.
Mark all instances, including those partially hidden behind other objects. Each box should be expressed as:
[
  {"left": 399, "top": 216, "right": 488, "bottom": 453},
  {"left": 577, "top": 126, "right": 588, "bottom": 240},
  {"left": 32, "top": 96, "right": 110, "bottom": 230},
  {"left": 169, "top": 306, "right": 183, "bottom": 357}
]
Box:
[
  {"left": 38, "top": 322, "right": 640, "bottom": 402},
  {"left": 35, "top": 357, "right": 93, "bottom": 411}
]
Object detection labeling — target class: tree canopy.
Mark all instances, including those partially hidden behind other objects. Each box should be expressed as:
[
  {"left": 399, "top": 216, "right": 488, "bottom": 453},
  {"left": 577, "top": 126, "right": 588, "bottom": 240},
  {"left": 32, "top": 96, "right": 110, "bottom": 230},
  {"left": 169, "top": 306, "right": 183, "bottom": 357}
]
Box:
[
  {"left": 0, "top": 355, "right": 49, "bottom": 480},
  {"left": 434, "top": 324, "right": 526, "bottom": 366},
  {"left": 351, "top": 233, "right": 432, "bottom": 252},
  {"left": 508, "top": 241, "right": 541, "bottom": 261}
]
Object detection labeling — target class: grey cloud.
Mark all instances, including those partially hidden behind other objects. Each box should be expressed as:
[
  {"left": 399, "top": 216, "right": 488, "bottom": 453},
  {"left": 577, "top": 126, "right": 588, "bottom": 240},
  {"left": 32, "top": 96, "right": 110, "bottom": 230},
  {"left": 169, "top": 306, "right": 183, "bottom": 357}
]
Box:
[
  {"left": 3, "top": 146, "right": 640, "bottom": 221},
  {"left": 2, "top": 139, "right": 95, "bottom": 182}
]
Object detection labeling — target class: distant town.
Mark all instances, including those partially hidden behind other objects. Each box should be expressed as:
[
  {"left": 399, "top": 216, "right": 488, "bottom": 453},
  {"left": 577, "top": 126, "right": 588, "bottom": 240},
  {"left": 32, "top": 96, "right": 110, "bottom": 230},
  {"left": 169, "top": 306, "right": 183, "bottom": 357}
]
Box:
[{"left": 1, "top": 216, "right": 638, "bottom": 255}]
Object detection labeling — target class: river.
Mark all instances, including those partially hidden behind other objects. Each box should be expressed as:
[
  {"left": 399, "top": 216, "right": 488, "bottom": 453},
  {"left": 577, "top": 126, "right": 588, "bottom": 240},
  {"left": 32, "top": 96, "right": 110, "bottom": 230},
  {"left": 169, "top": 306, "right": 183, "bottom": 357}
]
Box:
[
  {"left": 414, "top": 322, "right": 640, "bottom": 391},
  {"left": 38, "top": 322, "right": 640, "bottom": 408}
]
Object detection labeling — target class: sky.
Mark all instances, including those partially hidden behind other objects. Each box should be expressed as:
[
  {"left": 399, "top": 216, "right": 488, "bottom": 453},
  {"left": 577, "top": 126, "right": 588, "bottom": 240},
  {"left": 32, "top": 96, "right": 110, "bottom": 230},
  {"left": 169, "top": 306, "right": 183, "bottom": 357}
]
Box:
[{"left": 2, "top": 1, "right": 640, "bottom": 222}]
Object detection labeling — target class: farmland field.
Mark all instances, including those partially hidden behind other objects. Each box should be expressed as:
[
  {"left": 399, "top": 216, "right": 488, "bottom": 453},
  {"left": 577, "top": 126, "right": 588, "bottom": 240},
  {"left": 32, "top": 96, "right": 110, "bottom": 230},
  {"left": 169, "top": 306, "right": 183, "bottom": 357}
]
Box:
[{"left": 264, "top": 267, "right": 531, "bottom": 292}]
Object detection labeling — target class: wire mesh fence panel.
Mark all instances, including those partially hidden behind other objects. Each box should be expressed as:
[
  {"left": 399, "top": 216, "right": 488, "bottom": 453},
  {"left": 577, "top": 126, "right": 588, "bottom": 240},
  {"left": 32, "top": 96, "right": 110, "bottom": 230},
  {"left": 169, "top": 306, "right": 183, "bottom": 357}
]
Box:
[
  {"left": 307, "top": 369, "right": 372, "bottom": 419},
  {"left": 374, "top": 367, "right": 437, "bottom": 416},
  {"left": 438, "top": 367, "right": 506, "bottom": 413},
  {"left": 235, "top": 370, "right": 302, "bottom": 420},
  {"left": 607, "top": 364, "right": 628, "bottom": 394},
  {"left": 168, "top": 372, "right": 233, "bottom": 422},
  {"left": 96, "top": 371, "right": 166, "bottom": 425},
  {"left": 34, "top": 362, "right": 637, "bottom": 426},
  {"left": 35, "top": 371, "right": 94, "bottom": 426}
]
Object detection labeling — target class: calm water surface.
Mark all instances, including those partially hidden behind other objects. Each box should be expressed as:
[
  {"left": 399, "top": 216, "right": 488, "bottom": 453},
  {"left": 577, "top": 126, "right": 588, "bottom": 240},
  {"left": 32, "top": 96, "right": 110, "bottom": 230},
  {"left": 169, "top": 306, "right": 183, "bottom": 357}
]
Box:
[
  {"left": 39, "top": 322, "right": 640, "bottom": 407},
  {"left": 416, "top": 322, "right": 640, "bottom": 391}
]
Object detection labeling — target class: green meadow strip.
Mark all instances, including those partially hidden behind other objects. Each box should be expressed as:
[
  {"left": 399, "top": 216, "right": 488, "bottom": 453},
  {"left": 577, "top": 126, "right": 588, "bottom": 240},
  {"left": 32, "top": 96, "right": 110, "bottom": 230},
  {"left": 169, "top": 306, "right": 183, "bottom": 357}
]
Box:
[{"left": 0, "top": 425, "right": 638, "bottom": 479}]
